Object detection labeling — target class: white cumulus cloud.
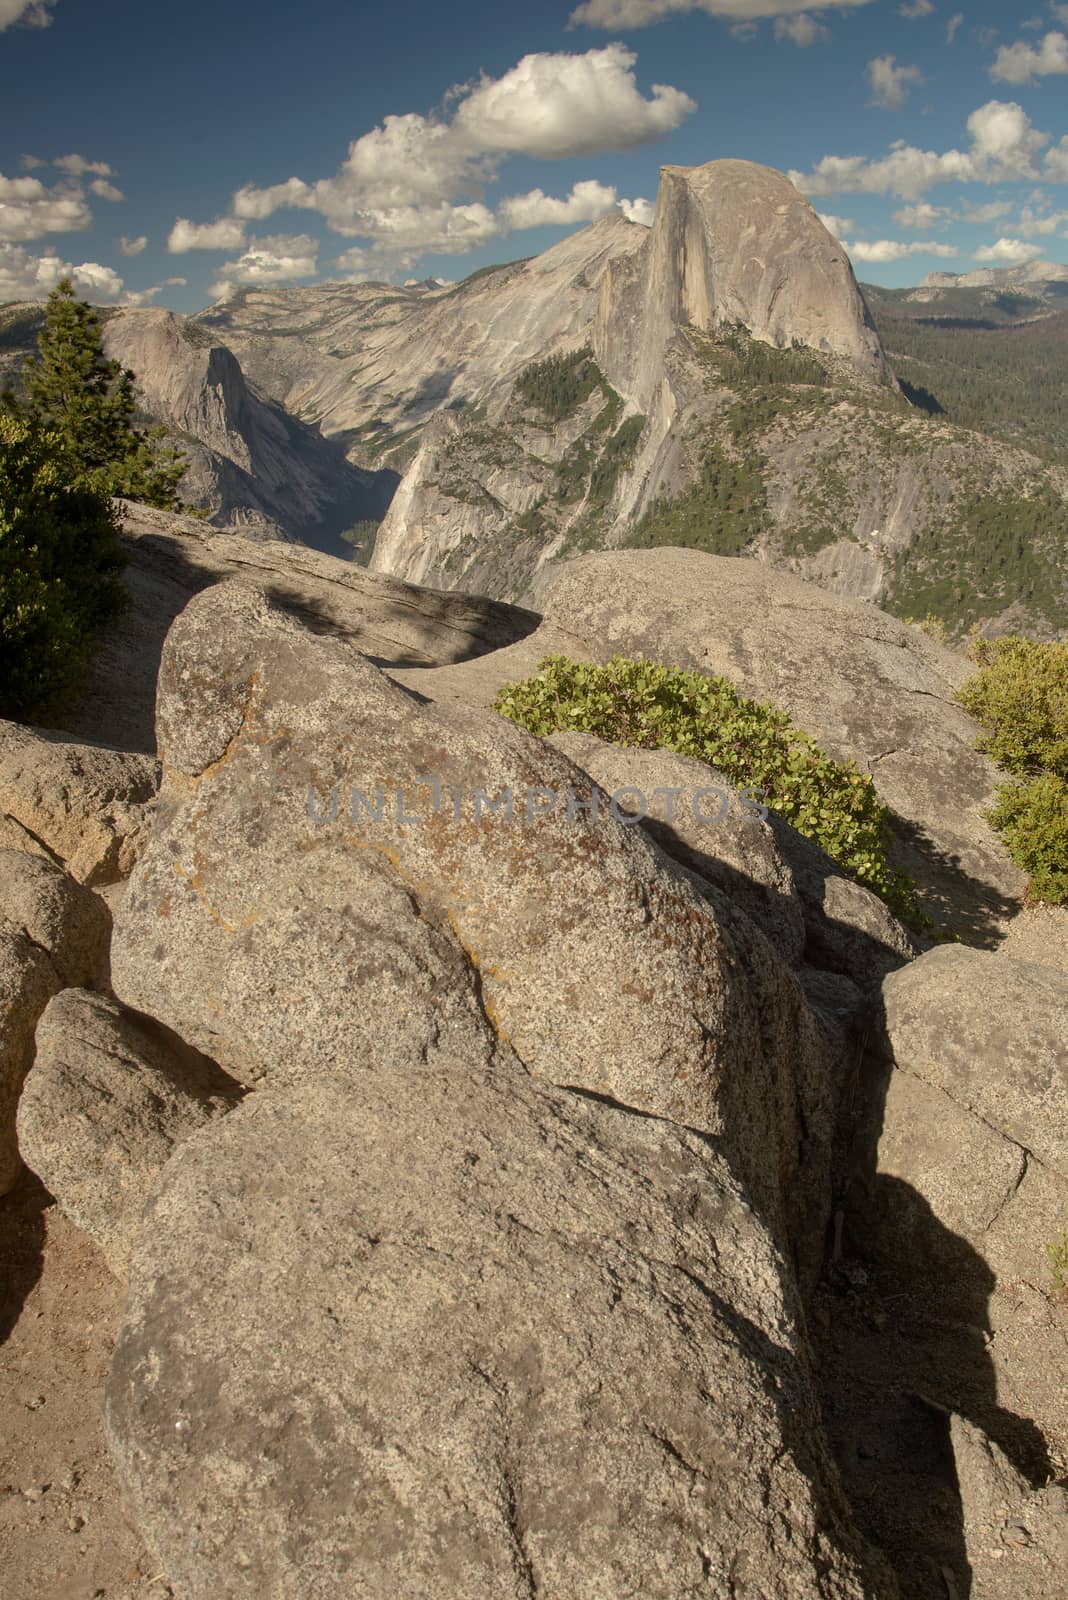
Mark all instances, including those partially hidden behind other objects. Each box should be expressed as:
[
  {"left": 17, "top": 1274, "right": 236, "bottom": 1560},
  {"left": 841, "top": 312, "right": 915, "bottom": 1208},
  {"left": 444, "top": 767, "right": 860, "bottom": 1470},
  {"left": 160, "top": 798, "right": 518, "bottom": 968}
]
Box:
[
  {"left": 122, "top": 276, "right": 188, "bottom": 308},
  {"left": 0, "top": 172, "right": 92, "bottom": 242},
  {"left": 498, "top": 179, "right": 621, "bottom": 229},
  {"left": 452, "top": 44, "right": 695, "bottom": 157},
  {"left": 946, "top": 12, "right": 964, "bottom": 44},
  {"left": 1014, "top": 205, "right": 1068, "bottom": 234},
  {"left": 620, "top": 195, "right": 655, "bottom": 224},
  {"left": 168, "top": 216, "right": 248, "bottom": 253},
  {"left": 990, "top": 30, "right": 1068, "bottom": 83},
  {"left": 0, "top": 0, "right": 55, "bottom": 30},
  {"left": 233, "top": 177, "right": 314, "bottom": 221},
  {"left": 227, "top": 45, "right": 693, "bottom": 275},
  {"left": 973, "top": 237, "right": 1046, "bottom": 262},
  {"left": 845, "top": 238, "right": 959, "bottom": 262},
  {"left": 791, "top": 100, "right": 1051, "bottom": 198},
  {"left": 959, "top": 199, "right": 1013, "bottom": 222},
  {"left": 53, "top": 154, "right": 113, "bottom": 178},
  {"left": 774, "top": 13, "right": 826, "bottom": 45},
  {"left": 208, "top": 234, "right": 319, "bottom": 300},
  {"left": 899, "top": 0, "right": 934, "bottom": 15},
  {"left": 0, "top": 242, "right": 122, "bottom": 301},
  {"left": 119, "top": 234, "right": 148, "bottom": 256},
  {"left": 90, "top": 179, "right": 124, "bottom": 202},
  {"left": 867, "top": 54, "right": 924, "bottom": 109},
  {"left": 567, "top": 0, "right": 873, "bottom": 27},
  {"left": 893, "top": 202, "right": 950, "bottom": 227},
  {"left": 816, "top": 211, "right": 854, "bottom": 235}
]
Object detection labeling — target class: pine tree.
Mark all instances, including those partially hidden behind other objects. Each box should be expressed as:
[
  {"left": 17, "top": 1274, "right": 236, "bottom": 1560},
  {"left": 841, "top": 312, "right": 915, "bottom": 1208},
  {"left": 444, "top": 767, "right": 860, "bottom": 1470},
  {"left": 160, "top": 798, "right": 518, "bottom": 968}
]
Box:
[{"left": 20, "top": 278, "right": 187, "bottom": 510}]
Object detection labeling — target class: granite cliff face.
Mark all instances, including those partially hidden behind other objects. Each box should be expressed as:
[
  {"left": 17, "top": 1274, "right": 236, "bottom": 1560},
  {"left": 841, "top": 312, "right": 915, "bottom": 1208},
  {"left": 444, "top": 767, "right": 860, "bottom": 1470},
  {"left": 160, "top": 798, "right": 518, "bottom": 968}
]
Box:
[
  {"left": 100, "top": 309, "right": 395, "bottom": 551},
  {"left": 593, "top": 159, "right": 895, "bottom": 413},
  {"left": 363, "top": 167, "right": 1066, "bottom": 629},
  {"left": 195, "top": 217, "right": 649, "bottom": 455}
]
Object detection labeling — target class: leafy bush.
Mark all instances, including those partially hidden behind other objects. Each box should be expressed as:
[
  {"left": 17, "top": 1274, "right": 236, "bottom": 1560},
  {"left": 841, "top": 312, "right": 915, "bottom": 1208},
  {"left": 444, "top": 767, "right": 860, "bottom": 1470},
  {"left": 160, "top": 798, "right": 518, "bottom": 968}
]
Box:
[
  {"left": 957, "top": 634, "right": 1068, "bottom": 904},
  {"left": 494, "top": 654, "right": 922, "bottom": 925},
  {"left": 0, "top": 412, "right": 126, "bottom": 720},
  {"left": 985, "top": 776, "right": 1068, "bottom": 905},
  {"left": 957, "top": 634, "right": 1068, "bottom": 779}
]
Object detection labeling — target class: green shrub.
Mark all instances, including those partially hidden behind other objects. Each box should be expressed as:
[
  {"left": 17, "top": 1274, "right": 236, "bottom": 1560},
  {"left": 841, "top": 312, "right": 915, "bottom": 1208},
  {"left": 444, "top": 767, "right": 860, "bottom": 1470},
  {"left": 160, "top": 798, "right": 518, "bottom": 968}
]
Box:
[
  {"left": 985, "top": 775, "right": 1068, "bottom": 905},
  {"left": 957, "top": 634, "right": 1068, "bottom": 779},
  {"left": 0, "top": 412, "right": 126, "bottom": 720},
  {"left": 494, "top": 654, "right": 923, "bottom": 925},
  {"left": 956, "top": 634, "right": 1068, "bottom": 904}
]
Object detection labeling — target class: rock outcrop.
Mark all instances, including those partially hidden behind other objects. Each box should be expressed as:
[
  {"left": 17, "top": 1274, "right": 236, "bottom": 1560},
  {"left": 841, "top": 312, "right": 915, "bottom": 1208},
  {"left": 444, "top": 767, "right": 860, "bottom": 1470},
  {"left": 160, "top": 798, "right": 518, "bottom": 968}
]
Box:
[
  {"left": 51, "top": 501, "right": 542, "bottom": 754},
  {"left": 0, "top": 720, "right": 159, "bottom": 884},
  {"left": 0, "top": 851, "right": 110, "bottom": 1193},
  {"left": 195, "top": 217, "right": 650, "bottom": 447},
  {"left": 109, "top": 581, "right": 843, "bottom": 1282},
  {"left": 527, "top": 548, "right": 1026, "bottom": 941},
  {"left": 546, "top": 731, "right": 918, "bottom": 991},
  {"left": 17, "top": 989, "right": 242, "bottom": 1276},
  {"left": 846, "top": 945, "right": 1068, "bottom": 1472},
  {"left": 106, "top": 1062, "right": 896, "bottom": 1600}
]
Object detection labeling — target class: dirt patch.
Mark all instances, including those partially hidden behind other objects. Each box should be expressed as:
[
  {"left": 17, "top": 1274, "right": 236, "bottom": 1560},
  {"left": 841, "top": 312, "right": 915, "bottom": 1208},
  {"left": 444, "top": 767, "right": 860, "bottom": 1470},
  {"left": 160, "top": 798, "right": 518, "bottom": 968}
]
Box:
[{"left": 0, "top": 1169, "right": 170, "bottom": 1600}]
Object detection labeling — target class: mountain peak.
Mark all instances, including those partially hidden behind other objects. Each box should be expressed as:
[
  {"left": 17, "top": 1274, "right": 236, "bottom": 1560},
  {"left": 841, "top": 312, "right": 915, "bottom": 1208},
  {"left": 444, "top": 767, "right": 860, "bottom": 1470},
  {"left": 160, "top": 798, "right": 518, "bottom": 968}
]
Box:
[{"left": 594, "top": 157, "right": 895, "bottom": 412}]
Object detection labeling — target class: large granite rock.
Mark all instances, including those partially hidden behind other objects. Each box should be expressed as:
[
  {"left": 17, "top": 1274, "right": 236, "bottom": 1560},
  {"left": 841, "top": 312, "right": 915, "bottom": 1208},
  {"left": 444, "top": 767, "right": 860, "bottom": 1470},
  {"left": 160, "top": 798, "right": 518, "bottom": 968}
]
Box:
[
  {"left": 528, "top": 548, "right": 1026, "bottom": 943},
  {"left": 879, "top": 946, "right": 1067, "bottom": 1174},
  {"left": 844, "top": 945, "right": 1068, "bottom": 1466},
  {"left": 545, "top": 730, "right": 917, "bottom": 989},
  {"left": 0, "top": 852, "right": 110, "bottom": 1193},
  {"left": 106, "top": 1060, "right": 897, "bottom": 1600},
  {"left": 997, "top": 904, "right": 1068, "bottom": 974},
  {"left": 17, "top": 988, "right": 243, "bottom": 1276},
  {"left": 547, "top": 729, "right": 807, "bottom": 967},
  {"left": 52, "top": 502, "right": 542, "bottom": 753},
  {"left": 110, "top": 580, "right": 843, "bottom": 1284},
  {"left": 951, "top": 1415, "right": 1068, "bottom": 1600},
  {"left": 0, "top": 719, "right": 159, "bottom": 885}
]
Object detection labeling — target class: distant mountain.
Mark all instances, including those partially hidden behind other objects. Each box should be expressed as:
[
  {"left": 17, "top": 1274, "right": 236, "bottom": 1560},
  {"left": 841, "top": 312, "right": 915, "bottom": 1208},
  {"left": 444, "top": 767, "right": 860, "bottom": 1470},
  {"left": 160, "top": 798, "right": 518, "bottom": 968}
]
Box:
[
  {"left": 0, "top": 301, "right": 396, "bottom": 554},
  {"left": 918, "top": 259, "right": 1068, "bottom": 295},
  {"left": 2, "top": 166, "right": 1066, "bottom": 636}
]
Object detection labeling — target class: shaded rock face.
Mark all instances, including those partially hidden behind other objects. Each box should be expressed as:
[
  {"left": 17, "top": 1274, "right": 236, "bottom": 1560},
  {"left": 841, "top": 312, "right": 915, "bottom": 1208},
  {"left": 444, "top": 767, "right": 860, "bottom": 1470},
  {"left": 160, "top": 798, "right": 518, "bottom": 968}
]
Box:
[
  {"left": 17, "top": 989, "right": 243, "bottom": 1277},
  {"left": 106, "top": 1064, "right": 896, "bottom": 1600},
  {"left": 109, "top": 581, "right": 843, "bottom": 1285},
  {"left": 0, "top": 852, "right": 110, "bottom": 1194},
  {"left": 596, "top": 160, "right": 894, "bottom": 412},
  {"left": 846, "top": 946, "right": 1068, "bottom": 1472},
  {"left": 101, "top": 308, "right": 396, "bottom": 551},
  {"left": 531, "top": 548, "right": 1025, "bottom": 943},
  {"left": 51, "top": 501, "right": 542, "bottom": 755},
  {"left": 879, "top": 946, "right": 1068, "bottom": 1177}
]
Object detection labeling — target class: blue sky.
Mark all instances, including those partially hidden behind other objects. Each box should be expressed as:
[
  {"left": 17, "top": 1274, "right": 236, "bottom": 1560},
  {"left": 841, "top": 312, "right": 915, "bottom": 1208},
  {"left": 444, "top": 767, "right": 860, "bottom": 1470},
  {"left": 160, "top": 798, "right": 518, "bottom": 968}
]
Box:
[{"left": 2, "top": 0, "right": 1067, "bottom": 310}]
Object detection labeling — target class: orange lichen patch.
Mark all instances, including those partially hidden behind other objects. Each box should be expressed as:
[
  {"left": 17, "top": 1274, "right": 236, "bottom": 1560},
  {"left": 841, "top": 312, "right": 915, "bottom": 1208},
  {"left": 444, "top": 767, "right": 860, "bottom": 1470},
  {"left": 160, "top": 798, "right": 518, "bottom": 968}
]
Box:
[{"left": 171, "top": 860, "right": 235, "bottom": 936}]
